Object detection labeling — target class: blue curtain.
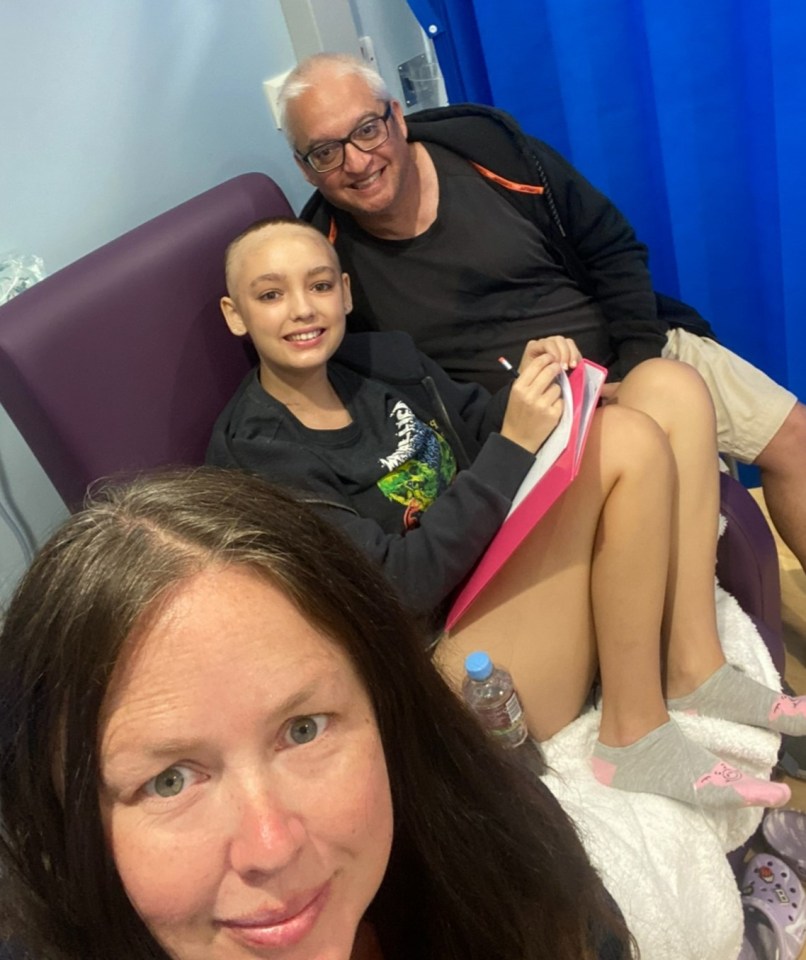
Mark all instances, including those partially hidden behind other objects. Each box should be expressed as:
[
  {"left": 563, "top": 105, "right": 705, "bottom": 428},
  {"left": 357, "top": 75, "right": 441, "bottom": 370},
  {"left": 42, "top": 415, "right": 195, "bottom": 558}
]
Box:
[
  {"left": 406, "top": 0, "right": 492, "bottom": 103},
  {"left": 408, "top": 0, "right": 806, "bottom": 401}
]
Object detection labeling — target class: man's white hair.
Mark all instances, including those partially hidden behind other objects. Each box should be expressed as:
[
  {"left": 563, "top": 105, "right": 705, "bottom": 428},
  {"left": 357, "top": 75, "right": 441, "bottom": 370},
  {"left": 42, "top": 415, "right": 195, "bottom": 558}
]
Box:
[{"left": 278, "top": 53, "right": 391, "bottom": 145}]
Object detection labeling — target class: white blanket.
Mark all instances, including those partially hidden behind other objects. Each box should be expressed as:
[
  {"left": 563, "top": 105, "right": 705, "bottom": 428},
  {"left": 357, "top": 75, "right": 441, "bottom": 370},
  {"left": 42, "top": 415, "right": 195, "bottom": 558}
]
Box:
[{"left": 541, "top": 584, "right": 781, "bottom": 960}]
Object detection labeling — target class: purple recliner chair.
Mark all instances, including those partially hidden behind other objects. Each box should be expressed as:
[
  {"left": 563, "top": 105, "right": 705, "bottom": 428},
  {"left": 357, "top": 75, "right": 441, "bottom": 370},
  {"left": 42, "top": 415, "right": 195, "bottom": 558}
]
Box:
[
  {"left": 0, "top": 172, "right": 291, "bottom": 509},
  {"left": 0, "top": 172, "right": 784, "bottom": 674}
]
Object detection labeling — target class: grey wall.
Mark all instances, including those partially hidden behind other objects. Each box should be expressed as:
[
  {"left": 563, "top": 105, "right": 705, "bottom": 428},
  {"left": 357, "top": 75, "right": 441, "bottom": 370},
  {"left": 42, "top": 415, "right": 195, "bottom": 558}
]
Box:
[{"left": 349, "top": 0, "right": 445, "bottom": 109}]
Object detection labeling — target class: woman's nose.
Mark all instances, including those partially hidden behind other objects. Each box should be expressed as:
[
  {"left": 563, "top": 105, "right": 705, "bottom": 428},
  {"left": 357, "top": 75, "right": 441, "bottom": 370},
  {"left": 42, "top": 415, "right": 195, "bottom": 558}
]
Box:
[{"left": 227, "top": 785, "right": 305, "bottom": 879}]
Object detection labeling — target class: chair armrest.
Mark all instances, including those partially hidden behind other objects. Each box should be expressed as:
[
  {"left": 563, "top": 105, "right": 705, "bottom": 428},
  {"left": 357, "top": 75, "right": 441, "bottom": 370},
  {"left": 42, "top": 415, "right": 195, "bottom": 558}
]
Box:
[{"left": 716, "top": 474, "right": 784, "bottom": 674}]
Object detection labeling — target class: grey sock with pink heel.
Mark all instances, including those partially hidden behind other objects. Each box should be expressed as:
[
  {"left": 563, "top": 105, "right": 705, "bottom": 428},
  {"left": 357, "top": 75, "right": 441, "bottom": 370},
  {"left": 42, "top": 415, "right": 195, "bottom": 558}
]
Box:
[
  {"left": 592, "top": 719, "right": 790, "bottom": 808},
  {"left": 667, "top": 663, "right": 806, "bottom": 736}
]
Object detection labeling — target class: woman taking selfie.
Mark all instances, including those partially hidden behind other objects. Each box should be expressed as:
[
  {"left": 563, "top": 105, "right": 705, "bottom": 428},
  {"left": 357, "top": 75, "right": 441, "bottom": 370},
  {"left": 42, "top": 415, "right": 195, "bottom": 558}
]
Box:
[{"left": 0, "top": 468, "right": 632, "bottom": 960}]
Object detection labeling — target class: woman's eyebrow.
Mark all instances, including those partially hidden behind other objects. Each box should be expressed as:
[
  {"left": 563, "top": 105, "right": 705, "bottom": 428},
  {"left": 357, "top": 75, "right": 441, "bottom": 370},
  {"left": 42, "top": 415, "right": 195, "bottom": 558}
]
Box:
[{"left": 102, "top": 680, "right": 326, "bottom": 765}]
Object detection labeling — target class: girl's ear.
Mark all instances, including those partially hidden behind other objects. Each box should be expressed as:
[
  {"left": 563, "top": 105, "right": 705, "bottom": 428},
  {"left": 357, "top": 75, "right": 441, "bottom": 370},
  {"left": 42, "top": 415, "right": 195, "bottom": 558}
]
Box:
[
  {"left": 341, "top": 272, "right": 353, "bottom": 314},
  {"left": 221, "top": 297, "right": 247, "bottom": 336}
]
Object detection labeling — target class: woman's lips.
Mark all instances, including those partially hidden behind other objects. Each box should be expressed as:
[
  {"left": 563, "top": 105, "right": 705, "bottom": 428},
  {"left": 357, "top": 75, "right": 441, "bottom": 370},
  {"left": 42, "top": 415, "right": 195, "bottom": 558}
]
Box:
[{"left": 218, "top": 883, "right": 330, "bottom": 950}]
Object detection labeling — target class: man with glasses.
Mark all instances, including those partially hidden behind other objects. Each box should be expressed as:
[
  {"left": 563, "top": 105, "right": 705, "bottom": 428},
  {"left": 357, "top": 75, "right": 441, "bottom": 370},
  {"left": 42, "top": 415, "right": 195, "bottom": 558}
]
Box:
[
  {"left": 295, "top": 102, "right": 393, "bottom": 176},
  {"left": 281, "top": 59, "right": 430, "bottom": 235},
  {"left": 278, "top": 53, "right": 806, "bottom": 577}
]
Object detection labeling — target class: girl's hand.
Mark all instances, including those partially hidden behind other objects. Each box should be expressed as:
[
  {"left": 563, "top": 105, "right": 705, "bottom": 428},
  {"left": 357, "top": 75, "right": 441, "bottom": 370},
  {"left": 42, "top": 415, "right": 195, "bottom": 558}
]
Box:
[
  {"left": 519, "top": 336, "right": 581, "bottom": 373},
  {"left": 501, "top": 354, "right": 564, "bottom": 453}
]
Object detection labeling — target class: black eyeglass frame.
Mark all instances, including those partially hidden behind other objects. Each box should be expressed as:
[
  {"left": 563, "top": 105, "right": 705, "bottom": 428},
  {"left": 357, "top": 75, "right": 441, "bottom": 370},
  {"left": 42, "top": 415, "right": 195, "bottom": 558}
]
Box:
[{"left": 296, "top": 102, "right": 394, "bottom": 173}]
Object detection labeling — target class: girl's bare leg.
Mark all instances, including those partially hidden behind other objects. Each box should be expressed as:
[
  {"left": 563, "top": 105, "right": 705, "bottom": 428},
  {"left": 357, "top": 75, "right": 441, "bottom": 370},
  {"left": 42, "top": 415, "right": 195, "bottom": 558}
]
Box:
[
  {"left": 609, "top": 358, "right": 726, "bottom": 696},
  {"left": 435, "top": 399, "right": 792, "bottom": 806},
  {"left": 618, "top": 362, "right": 806, "bottom": 738},
  {"left": 581, "top": 359, "right": 802, "bottom": 751},
  {"left": 435, "top": 405, "right": 673, "bottom": 745}
]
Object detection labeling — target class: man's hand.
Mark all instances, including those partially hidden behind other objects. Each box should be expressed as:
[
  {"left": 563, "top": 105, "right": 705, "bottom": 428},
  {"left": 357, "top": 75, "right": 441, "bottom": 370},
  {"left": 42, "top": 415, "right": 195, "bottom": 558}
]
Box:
[
  {"left": 500, "top": 354, "right": 564, "bottom": 454},
  {"left": 519, "top": 336, "right": 581, "bottom": 373}
]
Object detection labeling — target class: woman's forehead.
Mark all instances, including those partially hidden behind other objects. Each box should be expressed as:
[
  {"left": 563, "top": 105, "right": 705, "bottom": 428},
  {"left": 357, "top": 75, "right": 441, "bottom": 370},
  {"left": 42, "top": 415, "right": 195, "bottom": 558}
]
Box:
[{"left": 99, "top": 566, "right": 356, "bottom": 737}]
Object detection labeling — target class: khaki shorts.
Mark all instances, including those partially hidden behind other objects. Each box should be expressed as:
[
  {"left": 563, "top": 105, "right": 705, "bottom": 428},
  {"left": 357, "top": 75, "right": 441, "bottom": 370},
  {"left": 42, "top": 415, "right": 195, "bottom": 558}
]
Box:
[{"left": 662, "top": 328, "right": 797, "bottom": 463}]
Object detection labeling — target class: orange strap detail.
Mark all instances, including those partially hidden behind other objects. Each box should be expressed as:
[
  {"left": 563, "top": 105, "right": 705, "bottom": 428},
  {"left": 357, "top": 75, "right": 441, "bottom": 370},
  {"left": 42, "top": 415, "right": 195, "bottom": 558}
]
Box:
[
  {"left": 324, "top": 163, "right": 540, "bottom": 241},
  {"left": 470, "top": 161, "right": 545, "bottom": 195}
]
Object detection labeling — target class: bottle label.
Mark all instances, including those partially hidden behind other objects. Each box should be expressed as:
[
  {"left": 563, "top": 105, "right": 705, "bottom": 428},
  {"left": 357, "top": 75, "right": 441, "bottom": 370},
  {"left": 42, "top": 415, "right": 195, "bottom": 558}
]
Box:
[{"left": 482, "top": 692, "right": 524, "bottom": 733}]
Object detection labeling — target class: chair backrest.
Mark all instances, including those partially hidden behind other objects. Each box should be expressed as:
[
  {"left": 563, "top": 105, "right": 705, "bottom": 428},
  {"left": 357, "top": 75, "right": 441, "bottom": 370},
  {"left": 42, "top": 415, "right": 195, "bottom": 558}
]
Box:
[{"left": 0, "top": 173, "right": 292, "bottom": 509}]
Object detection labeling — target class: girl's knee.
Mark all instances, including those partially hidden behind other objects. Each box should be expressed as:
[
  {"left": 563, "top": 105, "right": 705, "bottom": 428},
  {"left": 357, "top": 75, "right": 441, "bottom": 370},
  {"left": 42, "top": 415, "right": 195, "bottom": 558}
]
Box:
[
  {"left": 624, "top": 357, "right": 712, "bottom": 407},
  {"left": 619, "top": 358, "right": 717, "bottom": 439},
  {"left": 597, "top": 405, "right": 674, "bottom": 477}
]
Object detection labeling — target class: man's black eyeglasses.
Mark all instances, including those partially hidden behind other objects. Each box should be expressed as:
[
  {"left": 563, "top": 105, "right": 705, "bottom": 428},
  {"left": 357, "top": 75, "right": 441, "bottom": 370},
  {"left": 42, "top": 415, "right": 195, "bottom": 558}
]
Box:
[{"left": 297, "top": 103, "right": 393, "bottom": 174}]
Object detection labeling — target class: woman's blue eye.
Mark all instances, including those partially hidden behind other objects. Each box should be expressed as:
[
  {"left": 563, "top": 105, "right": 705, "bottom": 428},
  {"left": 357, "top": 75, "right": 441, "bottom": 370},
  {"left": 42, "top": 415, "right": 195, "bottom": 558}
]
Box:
[
  {"left": 145, "top": 766, "right": 188, "bottom": 798},
  {"left": 286, "top": 714, "right": 328, "bottom": 746}
]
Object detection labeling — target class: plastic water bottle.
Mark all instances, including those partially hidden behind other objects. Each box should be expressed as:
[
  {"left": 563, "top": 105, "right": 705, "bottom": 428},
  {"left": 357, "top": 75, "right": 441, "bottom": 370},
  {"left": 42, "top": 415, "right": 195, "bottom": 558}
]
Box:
[{"left": 462, "top": 651, "right": 528, "bottom": 748}]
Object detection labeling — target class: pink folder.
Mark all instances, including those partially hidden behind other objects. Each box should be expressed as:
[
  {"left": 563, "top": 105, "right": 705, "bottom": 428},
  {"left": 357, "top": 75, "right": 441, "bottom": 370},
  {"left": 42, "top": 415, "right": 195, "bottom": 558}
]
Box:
[{"left": 445, "top": 359, "right": 607, "bottom": 631}]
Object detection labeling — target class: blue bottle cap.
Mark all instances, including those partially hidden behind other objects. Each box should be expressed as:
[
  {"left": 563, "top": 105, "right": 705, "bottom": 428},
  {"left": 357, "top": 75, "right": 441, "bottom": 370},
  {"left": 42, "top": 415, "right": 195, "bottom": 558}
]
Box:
[{"left": 465, "top": 650, "right": 493, "bottom": 681}]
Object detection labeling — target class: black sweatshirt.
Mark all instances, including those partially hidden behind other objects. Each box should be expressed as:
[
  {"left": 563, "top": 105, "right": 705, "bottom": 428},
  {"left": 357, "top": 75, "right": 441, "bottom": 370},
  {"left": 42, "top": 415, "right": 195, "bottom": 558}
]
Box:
[
  {"left": 303, "top": 102, "right": 672, "bottom": 387},
  {"left": 206, "top": 331, "right": 534, "bottom": 619}
]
